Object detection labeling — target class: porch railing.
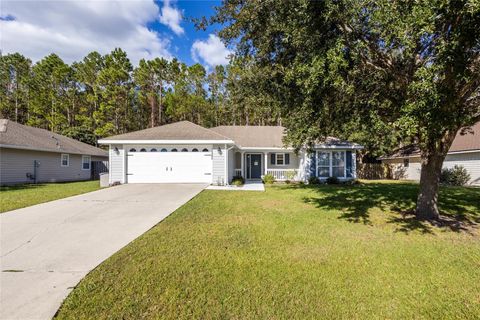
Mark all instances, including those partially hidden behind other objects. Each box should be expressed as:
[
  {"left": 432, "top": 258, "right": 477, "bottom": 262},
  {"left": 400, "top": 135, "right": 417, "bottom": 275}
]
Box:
[
  {"left": 266, "top": 169, "right": 297, "bottom": 181},
  {"left": 234, "top": 169, "right": 242, "bottom": 177}
]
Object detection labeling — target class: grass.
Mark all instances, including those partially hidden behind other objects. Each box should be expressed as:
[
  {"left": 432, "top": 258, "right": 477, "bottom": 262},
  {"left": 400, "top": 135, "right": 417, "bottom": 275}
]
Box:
[
  {"left": 55, "top": 181, "right": 480, "bottom": 319},
  {"left": 0, "top": 180, "right": 101, "bottom": 213}
]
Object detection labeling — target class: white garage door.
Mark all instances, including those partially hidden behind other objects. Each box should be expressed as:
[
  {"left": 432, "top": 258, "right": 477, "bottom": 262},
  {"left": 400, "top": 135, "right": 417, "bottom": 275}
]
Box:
[{"left": 127, "top": 151, "right": 212, "bottom": 183}]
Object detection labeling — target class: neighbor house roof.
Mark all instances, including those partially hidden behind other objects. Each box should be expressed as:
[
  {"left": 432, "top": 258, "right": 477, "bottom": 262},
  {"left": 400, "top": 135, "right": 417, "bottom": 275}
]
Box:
[
  {"left": 99, "top": 121, "right": 232, "bottom": 143},
  {"left": 379, "top": 122, "right": 480, "bottom": 160},
  {"left": 210, "top": 126, "right": 286, "bottom": 148},
  {"left": 0, "top": 119, "right": 107, "bottom": 157}
]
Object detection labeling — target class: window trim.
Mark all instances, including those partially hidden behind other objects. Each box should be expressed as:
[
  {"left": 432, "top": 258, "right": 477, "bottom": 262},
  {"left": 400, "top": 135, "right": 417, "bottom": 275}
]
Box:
[
  {"left": 82, "top": 155, "right": 91, "bottom": 170},
  {"left": 61, "top": 154, "right": 70, "bottom": 167},
  {"left": 273, "top": 153, "right": 289, "bottom": 166},
  {"left": 316, "top": 150, "right": 347, "bottom": 178}
]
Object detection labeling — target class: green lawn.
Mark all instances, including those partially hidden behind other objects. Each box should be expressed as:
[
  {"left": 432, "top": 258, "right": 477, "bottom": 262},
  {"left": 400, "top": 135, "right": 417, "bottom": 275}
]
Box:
[
  {"left": 56, "top": 181, "right": 480, "bottom": 319},
  {"left": 0, "top": 180, "right": 101, "bottom": 213}
]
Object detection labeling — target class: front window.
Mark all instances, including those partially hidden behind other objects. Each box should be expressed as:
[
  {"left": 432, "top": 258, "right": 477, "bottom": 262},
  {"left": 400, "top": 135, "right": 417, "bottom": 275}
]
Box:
[
  {"left": 82, "top": 155, "right": 91, "bottom": 170},
  {"left": 332, "top": 151, "right": 345, "bottom": 177},
  {"left": 276, "top": 153, "right": 284, "bottom": 165},
  {"left": 317, "top": 152, "right": 330, "bottom": 177},
  {"left": 171, "top": 148, "right": 177, "bottom": 152},
  {"left": 271, "top": 153, "right": 290, "bottom": 166},
  {"left": 161, "top": 148, "right": 167, "bottom": 152},
  {"left": 140, "top": 148, "right": 147, "bottom": 152},
  {"left": 181, "top": 148, "right": 188, "bottom": 152},
  {"left": 61, "top": 154, "right": 69, "bottom": 167},
  {"left": 150, "top": 148, "right": 157, "bottom": 152}
]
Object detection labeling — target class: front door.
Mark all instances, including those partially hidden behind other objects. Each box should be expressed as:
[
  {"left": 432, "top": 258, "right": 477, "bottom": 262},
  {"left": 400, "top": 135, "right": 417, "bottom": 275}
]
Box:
[{"left": 247, "top": 154, "right": 262, "bottom": 179}]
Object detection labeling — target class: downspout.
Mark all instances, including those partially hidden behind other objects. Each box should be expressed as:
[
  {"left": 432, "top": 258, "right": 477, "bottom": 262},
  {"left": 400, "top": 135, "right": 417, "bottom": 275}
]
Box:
[{"left": 225, "top": 144, "right": 235, "bottom": 185}]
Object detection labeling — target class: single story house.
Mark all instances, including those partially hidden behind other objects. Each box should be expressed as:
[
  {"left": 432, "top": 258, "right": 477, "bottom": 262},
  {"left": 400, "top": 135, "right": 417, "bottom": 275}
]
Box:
[
  {"left": 0, "top": 119, "right": 108, "bottom": 185},
  {"left": 98, "top": 121, "right": 363, "bottom": 185},
  {"left": 380, "top": 122, "right": 480, "bottom": 185}
]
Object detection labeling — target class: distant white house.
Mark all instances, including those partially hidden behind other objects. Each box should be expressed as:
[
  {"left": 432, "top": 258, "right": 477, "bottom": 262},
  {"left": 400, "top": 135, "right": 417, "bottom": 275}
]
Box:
[
  {"left": 0, "top": 120, "right": 108, "bottom": 185},
  {"left": 99, "top": 121, "right": 363, "bottom": 185},
  {"left": 380, "top": 122, "right": 480, "bottom": 185}
]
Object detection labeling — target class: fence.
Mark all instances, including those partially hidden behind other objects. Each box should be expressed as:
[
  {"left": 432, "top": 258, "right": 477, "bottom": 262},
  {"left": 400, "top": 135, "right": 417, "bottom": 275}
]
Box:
[
  {"left": 91, "top": 161, "right": 109, "bottom": 180},
  {"left": 356, "top": 163, "right": 392, "bottom": 180}
]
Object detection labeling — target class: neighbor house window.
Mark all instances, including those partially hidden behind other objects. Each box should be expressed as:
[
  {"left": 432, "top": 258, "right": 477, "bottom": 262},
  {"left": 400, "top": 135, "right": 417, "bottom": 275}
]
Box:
[
  {"left": 270, "top": 153, "right": 290, "bottom": 166},
  {"left": 140, "top": 148, "right": 147, "bottom": 152},
  {"left": 332, "top": 151, "right": 345, "bottom": 177},
  {"left": 171, "top": 148, "right": 178, "bottom": 152},
  {"left": 202, "top": 148, "right": 209, "bottom": 152},
  {"left": 82, "top": 155, "right": 91, "bottom": 170},
  {"left": 181, "top": 148, "right": 188, "bottom": 152},
  {"left": 317, "top": 152, "right": 330, "bottom": 177},
  {"left": 161, "top": 148, "right": 167, "bottom": 152},
  {"left": 403, "top": 158, "right": 409, "bottom": 167},
  {"left": 192, "top": 148, "right": 198, "bottom": 152},
  {"left": 61, "top": 154, "right": 69, "bottom": 167},
  {"left": 150, "top": 148, "right": 157, "bottom": 152},
  {"left": 129, "top": 148, "right": 136, "bottom": 152}
]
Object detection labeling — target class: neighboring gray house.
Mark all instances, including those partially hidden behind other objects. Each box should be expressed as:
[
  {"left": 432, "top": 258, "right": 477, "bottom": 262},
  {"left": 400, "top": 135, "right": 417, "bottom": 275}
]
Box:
[
  {"left": 0, "top": 119, "right": 108, "bottom": 185},
  {"left": 380, "top": 122, "right": 480, "bottom": 186},
  {"left": 99, "top": 121, "right": 363, "bottom": 185}
]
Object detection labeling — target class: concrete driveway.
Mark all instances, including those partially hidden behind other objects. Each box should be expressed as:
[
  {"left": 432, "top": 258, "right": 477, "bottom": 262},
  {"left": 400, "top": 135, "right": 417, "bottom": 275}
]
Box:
[{"left": 0, "top": 183, "right": 206, "bottom": 320}]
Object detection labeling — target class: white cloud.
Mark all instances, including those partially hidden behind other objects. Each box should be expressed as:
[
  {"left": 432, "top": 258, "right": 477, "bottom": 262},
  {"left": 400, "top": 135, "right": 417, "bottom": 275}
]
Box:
[
  {"left": 0, "top": 0, "right": 172, "bottom": 65},
  {"left": 159, "top": 0, "right": 184, "bottom": 36},
  {"left": 191, "top": 34, "right": 232, "bottom": 67}
]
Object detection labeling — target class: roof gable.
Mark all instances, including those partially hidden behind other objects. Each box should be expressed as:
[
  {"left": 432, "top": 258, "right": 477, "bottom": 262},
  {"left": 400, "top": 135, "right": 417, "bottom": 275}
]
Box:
[
  {"left": 0, "top": 119, "right": 107, "bottom": 157},
  {"left": 101, "top": 121, "right": 230, "bottom": 142}
]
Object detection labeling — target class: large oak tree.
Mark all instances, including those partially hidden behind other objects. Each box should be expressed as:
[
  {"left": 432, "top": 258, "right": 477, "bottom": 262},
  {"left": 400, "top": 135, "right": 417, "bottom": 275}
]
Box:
[{"left": 209, "top": 0, "right": 480, "bottom": 219}]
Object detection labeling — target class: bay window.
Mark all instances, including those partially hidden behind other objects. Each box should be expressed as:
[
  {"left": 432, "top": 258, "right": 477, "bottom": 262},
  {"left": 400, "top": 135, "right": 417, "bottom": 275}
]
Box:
[
  {"left": 317, "top": 152, "right": 330, "bottom": 177},
  {"left": 332, "top": 151, "right": 345, "bottom": 177},
  {"left": 316, "top": 151, "right": 347, "bottom": 178}
]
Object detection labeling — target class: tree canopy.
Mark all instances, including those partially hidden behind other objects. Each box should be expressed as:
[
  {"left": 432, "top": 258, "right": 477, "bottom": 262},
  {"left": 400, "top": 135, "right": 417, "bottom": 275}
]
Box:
[{"left": 208, "top": 0, "right": 480, "bottom": 218}]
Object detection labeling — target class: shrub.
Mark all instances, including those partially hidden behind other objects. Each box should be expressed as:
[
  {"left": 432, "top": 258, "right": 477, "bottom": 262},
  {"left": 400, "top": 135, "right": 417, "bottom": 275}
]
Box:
[
  {"left": 286, "top": 170, "right": 297, "bottom": 181},
  {"left": 231, "top": 176, "right": 244, "bottom": 186},
  {"left": 262, "top": 174, "right": 275, "bottom": 184},
  {"left": 343, "top": 179, "right": 361, "bottom": 186},
  {"left": 440, "top": 165, "right": 470, "bottom": 186},
  {"left": 285, "top": 179, "right": 291, "bottom": 184},
  {"left": 326, "top": 176, "right": 340, "bottom": 184},
  {"left": 308, "top": 176, "right": 320, "bottom": 185}
]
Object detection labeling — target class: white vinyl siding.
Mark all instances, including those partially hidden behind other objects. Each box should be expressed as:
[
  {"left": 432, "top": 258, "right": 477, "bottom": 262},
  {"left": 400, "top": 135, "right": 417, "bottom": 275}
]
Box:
[
  {"left": 443, "top": 152, "right": 480, "bottom": 185},
  {"left": 212, "top": 144, "right": 226, "bottom": 185},
  {"left": 384, "top": 151, "right": 480, "bottom": 185},
  {"left": 109, "top": 145, "right": 125, "bottom": 184}
]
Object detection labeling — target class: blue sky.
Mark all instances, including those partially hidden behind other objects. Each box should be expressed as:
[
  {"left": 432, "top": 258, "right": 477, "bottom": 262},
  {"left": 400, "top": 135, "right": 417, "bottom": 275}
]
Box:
[{"left": 0, "top": 0, "right": 231, "bottom": 68}]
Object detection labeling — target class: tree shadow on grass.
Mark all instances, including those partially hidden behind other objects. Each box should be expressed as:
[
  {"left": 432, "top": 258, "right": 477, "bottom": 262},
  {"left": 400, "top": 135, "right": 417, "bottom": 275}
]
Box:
[{"left": 287, "top": 182, "right": 480, "bottom": 234}]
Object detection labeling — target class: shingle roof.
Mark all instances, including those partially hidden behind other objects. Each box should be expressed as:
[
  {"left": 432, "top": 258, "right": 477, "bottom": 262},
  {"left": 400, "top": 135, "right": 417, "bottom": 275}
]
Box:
[
  {"left": 380, "top": 122, "right": 480, "bottom": 159},
  {"left": 101, "top": 121, "right": 231, "bottom": 141},
  {"left": 450, "top": 122, "right": 480, "bottom": 152},
  {"left": 210, "top": 126, "right": 286, "bottom": 148},
  {"left": 0, "top": 119, "right": 107, "bottom": 157}
]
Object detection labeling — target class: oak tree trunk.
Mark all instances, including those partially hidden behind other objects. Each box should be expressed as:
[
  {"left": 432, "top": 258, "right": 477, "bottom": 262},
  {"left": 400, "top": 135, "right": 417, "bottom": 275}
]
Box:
[
  {"left": 415, "top": 153, "right": 444, "bottom": 220},
  {"left": 415, "top": 131, "right": 457, "bottom": 220}
]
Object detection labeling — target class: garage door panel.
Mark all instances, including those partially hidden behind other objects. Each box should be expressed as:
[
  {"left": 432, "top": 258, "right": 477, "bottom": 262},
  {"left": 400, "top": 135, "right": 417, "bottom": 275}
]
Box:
[{"left": 127, "top": 152, "right": 212, "bottom": 183}]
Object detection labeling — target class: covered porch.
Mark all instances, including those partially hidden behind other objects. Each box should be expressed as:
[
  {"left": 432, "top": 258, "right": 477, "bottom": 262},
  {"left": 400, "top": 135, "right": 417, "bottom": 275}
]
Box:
[{"left": 229, "top": 149, "right": 302, "bottom": 182}]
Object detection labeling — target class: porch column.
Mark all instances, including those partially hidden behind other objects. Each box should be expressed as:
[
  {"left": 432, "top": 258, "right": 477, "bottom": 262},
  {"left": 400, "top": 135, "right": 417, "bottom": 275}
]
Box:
[
  {"left": 264, "top": 152, "right": 268, "bottom": 175},
  {"left": 241, "top": 151, "right": 245, "bottom": 178}
]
